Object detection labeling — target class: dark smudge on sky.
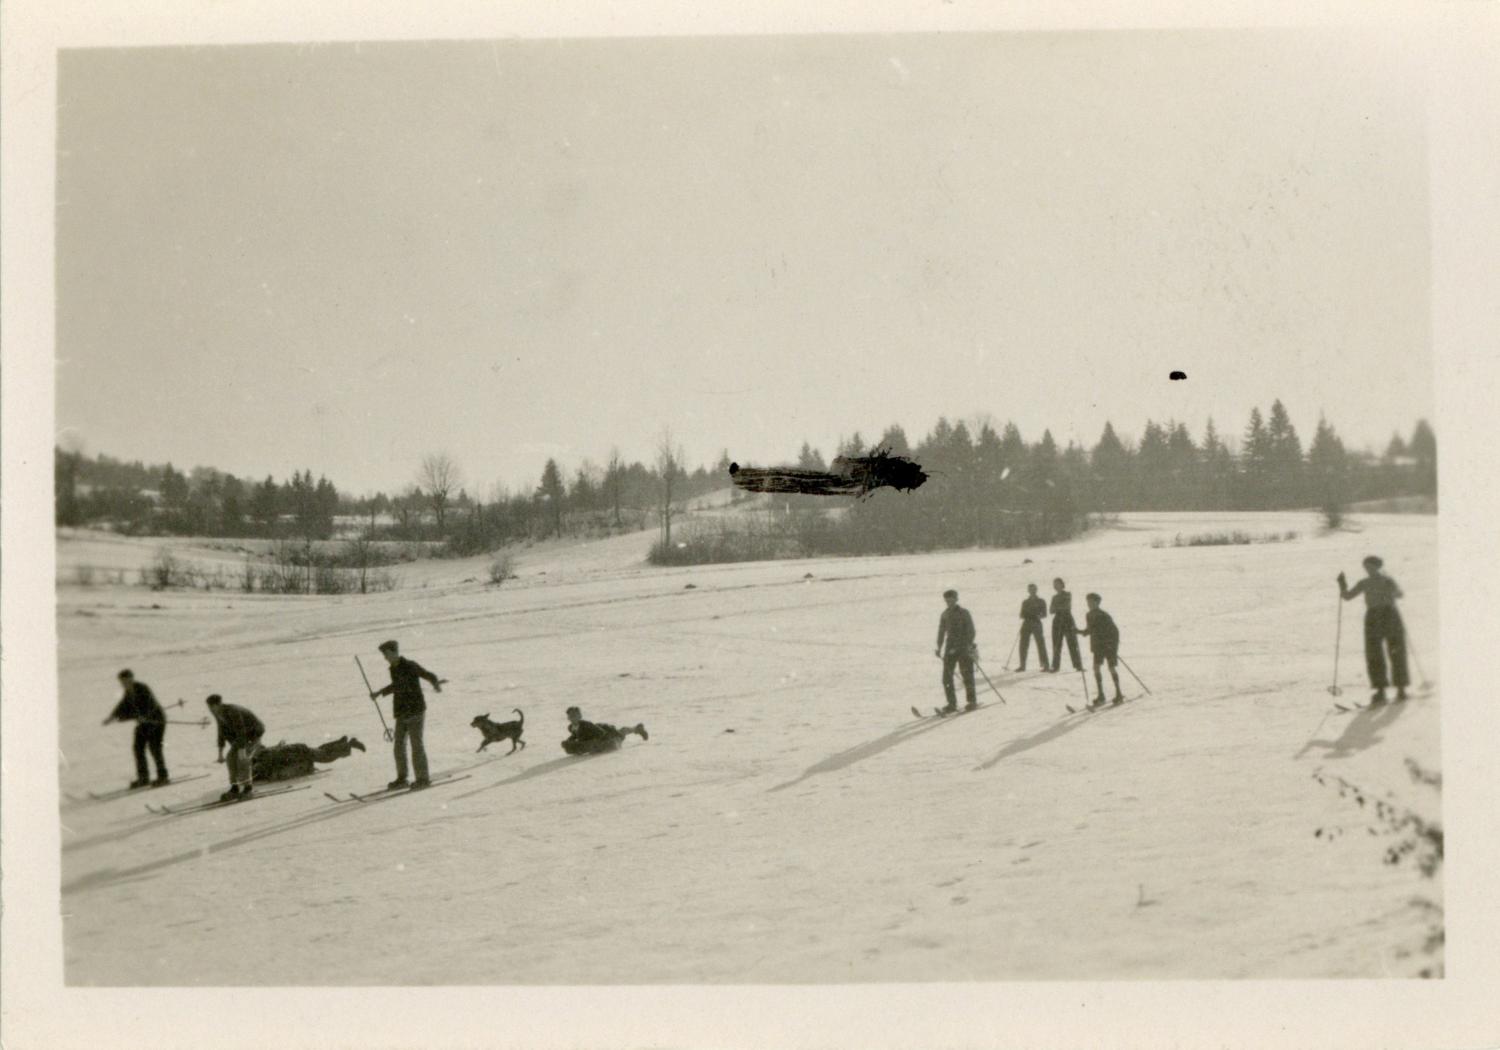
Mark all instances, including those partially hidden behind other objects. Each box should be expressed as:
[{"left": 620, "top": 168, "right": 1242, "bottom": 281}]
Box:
[{"left": 728, "top": 450, "right": 928, "bottom": 499}]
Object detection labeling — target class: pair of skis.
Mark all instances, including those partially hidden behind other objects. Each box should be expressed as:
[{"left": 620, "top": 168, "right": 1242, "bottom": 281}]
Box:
[
  {"left": 1064, "top": 695, "right": 1140, "bottom": 715},
  {"left": 909, "top": 703, "right": 988, "bottom": 721},
  {"left": 323, "top": 773, "right": 471, "bottom": 804},
  {"left": 145, "top": 782, "right": 310, "bottom": 816},
  {"left": 66, "top": 772, "right": 211, "bottom": 806},
  {"left": 1331, "top": 696, "right": 1410, "bottom": 715}
]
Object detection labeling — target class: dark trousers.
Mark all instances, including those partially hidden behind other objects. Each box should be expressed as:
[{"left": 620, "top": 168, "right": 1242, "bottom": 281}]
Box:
[
  {"left": 1364, "top": 607, "right": 1409, "bottom": 689},
  {"left": 1092, "top": 648, "right": 1121, "bottom": 694},
  {"left": 132, "top": 722, "right": 167, "bottom": 781},
  {"left": 1018, "top": 620, "right": 1048, "bottom": 669},
  {"left": 394, "top": 712, "right": 429, "bottom": 781},
  {"left": 942, "top": 649, "right": 977, "bottom": 706},
  {"left": 1051, "top": 614, "right": 1082, "bottom": 671}
]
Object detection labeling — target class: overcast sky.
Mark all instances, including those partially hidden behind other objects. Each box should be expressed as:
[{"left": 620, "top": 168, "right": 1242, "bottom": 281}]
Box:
[{"left": 56, "top": 30, "right": 1431, "bottom": 496}]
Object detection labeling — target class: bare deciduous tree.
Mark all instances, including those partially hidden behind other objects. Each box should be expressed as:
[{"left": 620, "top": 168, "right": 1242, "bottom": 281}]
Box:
[
  {"left": 656, "top": 429, "right": 685, "bottom": 549},
  {"left": 605, "top": 447, "right": 625, "bottom": 527},
  {"left": 418, "top": 453, "right": 463, "bottom": 536}
]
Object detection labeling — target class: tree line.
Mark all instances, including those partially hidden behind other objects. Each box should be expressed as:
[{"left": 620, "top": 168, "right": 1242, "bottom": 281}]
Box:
[
  {"left": 54, "top": 403, "right": 1435, "bottom": 558},
  {"left": 651, "top": 405, "right": 1436, "bottom": 564},
  {"left": 54, "top": 440, "right": 731, "bottom": 551}
]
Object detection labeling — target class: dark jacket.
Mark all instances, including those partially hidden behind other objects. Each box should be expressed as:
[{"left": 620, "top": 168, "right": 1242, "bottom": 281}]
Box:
[
  {"left": 213, "top": 703, "right": 266, "bottom": 749},
  {"left": 567, "top": 719, "right": 619, "bottom": 744},
  {"left": 1020, "top": 596, "right": 1047, "bottom": 621},
  {"left": 1081, "top": 609, "right": 1120, "bottom": 654},
  {"left": 936, "top": 605, "right": 976, "bottom": 654},
  {"left": 376, "top": 656, "right": 441, "bottom": 719},
  {"left": 563, "top": 718, "right": 624, "bottom": 755},
  {"left": 1343, "top": 573, "right": 1402, "bottom": 611},
  {"left": 1050, "top": 591, "right": 1074, "bottom": 619},
  {"left": 110, "top": 681, "right": 165, "bottom": 724}
]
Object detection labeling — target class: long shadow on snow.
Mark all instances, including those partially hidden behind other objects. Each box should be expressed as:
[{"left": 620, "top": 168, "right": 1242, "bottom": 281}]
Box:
[
  {"left": 767, "top": 715, "right": 974, "bottom": 793},
  {"left": 973, "top": 710, "right": 1094, "bottom": 771},
  {"left": 62, "top": 793, "right": 386, "bottom": 896},
  {"left": 449, "top": 753, "right": 615, "bottom": 801},
  {"left": 1293, "top": 700, "right": 1412, "bottom": 761},
  {"left": 61, "top": 757, "right": 506, "bottom": 894}
]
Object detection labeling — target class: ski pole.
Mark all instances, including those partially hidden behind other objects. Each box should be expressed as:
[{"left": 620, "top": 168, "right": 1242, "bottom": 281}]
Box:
[
  {"left": 355, "top": 656, "right": 395, "bottom": 742},
  {"left": 1078, "top": 667, "right": 1090, "bottom": 705},
  {"left": 1328, "top": 594, "right": 1344, "bottom": 697},
  {"left": 1003, "top": 628, "right": 1019, "bottom": 670},
  {"left": 1117, "top": 655, "right": 1153, "bottom": 696},
  {"left": 974, "top": 657, "right": 1007, "bottom": 704}
]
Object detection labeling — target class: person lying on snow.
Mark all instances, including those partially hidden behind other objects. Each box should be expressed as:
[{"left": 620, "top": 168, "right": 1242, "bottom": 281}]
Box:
[
  {"left": 561, "top": 706, "right": 648, "bottom": 755},
  {"left": 250, "top": 735, "right": 367, "bottom": 782}
]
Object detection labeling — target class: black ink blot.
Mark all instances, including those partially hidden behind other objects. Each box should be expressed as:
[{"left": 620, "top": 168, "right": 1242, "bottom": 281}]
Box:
[
  {"left": 728, "top": 449, "right": 928, "bottom": 498},
  {"left": 1170, "top": 371, "right": 1187, "bottom": 380}
]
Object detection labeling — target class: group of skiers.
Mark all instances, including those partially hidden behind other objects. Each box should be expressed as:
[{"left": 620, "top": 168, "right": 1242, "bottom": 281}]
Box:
[
  {"left": 936, "top": 578, "right": 1125, "bottom": 710},
  {"left": 100, "top": 553, "right": 1415, "bottom": 797},
  {"left": 934, "top": 554, "right": 1415, "bottom": 711},
  {"left": 101, "top": 638, "right": 649, "bottom": 800}
]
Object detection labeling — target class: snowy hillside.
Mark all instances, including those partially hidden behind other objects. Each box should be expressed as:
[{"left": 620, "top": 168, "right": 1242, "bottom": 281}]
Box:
[{"left": 56, "top": 511, "right": 1441, "bottom": 983}]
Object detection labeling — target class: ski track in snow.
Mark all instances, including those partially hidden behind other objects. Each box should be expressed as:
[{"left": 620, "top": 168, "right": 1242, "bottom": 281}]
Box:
[{"left": 55, "top": 512, "right": 1441, "bottom": 983}]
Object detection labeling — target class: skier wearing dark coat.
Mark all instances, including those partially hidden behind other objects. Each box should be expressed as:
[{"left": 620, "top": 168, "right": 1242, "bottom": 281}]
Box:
[
  {"left": 1048, "top": 578, "right": 1083, "bottom": 672},
  {"left": 206, "top": 694, "right": 265, "bottom": 800},
  {"left": 101, "top": 669, "right": 170, "bottom": 789},
  {"left": 1017, "top": 584, "right": 1049, "bottom": 671},
  {"left": 370, "top": 640, "right": 443, "bottom": 790},
  {"left": 562, "top": 706, "right": 648, "bottom": 755},
  {"left": 252, "top": 735, "right": 366, "bottom": 781},
  {"left": 1077, "top": 593, "right": 1123, "bottom": 706},
  {"left": 1338, "top": 555, "right": 1410, "bottom": 705},
  {"left": 935, "top": 589, "right": 978, "bottom": 712}
]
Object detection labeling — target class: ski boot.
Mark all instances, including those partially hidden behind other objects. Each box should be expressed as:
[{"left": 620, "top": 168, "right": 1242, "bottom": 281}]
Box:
[
  {"left": 239, "top": 783, "right": 254, "bottom": 798},
  {"left": 964, "top": 701, "right": 979, "bottom": 711},
  {"left": 409, "top": 778, "right": 431, "bottom": 791},
  {"left": 1369, "top": 689, "right": 1388, "bottom": 707},
  {"left": 387, "top": 777, "right": 409, "bottom": 790},
  {"left": 1111, "top": 693, "right": 1124, "bottom": 706},
  {"left": 220, "top": 785, "right": 241, "bottom": 802},
  {"left": 349, "top": 737, "right": 366, "bottom": 752},
  {"left": 128, "top": 778, "right": 149, "bottom": 790},
  {"left": 939, "top": 702, "right": 958, "bottom": 715},
  {"left": 152, "top": 775, "right": 171, "bottom": 787},
  {"left": 1396, "top": 687, "right": 1409, "bottom": 702},
  {"left": 1090, "top": 696, "right": 1107, "bottom": 709}
]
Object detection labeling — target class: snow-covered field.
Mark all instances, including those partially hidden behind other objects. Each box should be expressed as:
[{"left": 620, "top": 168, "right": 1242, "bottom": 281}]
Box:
[{"left": 56, "top": 511, "right": 1441, "bottom": 984}]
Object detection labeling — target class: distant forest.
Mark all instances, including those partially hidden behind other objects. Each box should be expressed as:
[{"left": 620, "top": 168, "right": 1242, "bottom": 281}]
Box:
[{"left": 55, "top": 402, "right": 1435, "bottom": 560}]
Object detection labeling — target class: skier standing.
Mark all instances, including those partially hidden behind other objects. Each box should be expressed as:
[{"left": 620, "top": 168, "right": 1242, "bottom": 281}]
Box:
[
  {"left": 1017, "top": 583, "right": 1049, "bottom": 671},
  {"left": 1048, "top": 577, "right": 1083, "bottom": 673},
  {"left": 370, "top": 639, "right": 443, "bottom": 790},
  {"left": 1077, "top": 592, "right": 1123, "bottom": 706},
  {"left": 206, "top": 694, "right": 265, "bottom": 801},
  {"left": 935, "top": 589, "right": 978, "bottom": 712},
  {"left": 100, "top": 668, "right": 170, "bottom": 789},
  {"left": 1337, "top": 555, "right": 1409, "bottom": 705}
]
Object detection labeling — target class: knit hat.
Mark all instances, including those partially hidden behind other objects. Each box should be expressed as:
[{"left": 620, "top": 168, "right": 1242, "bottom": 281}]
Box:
[
  {"left": 206, "top": 694, "right": 223, "bottom": 705},
  {"left": 1363, "top": 555, "right": 1383, "bottom": 569},
  {"left": 378, "top": 640, "right": 399, "bottom": 653}
]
